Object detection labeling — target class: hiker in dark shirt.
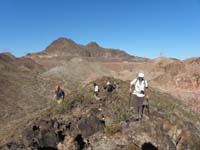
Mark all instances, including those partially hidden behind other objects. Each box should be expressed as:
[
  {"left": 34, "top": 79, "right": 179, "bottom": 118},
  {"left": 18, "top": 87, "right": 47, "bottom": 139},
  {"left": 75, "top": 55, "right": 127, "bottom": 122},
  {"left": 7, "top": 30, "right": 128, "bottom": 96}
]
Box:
[
  {"left": 105, "top": 81, "right": 115, "bottom": 100},
  {"left": 54, "top": 85, "right": 65, "bottom": 104}
]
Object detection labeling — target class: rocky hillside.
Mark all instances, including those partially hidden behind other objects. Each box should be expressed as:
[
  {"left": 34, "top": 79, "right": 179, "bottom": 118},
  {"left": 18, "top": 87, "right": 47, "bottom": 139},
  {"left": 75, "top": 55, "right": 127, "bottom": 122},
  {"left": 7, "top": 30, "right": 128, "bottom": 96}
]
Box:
[
  {"left": 148, "top": 57, "right": 200, "bottom": 114},
  {"left": 1, "top": 77, "right": 200, "bottom": 150},
  {"left": 0, "top": 52, "right": 44, "bottom": 73},
  {"left": 0, "top": 52, "right": 57, "bottom": 145},
  {"left": 0, "top": 37, "right": 200, "bottom": 149},
  {"left": 112, "top": 56, "right": 200, "bottom": 114}
]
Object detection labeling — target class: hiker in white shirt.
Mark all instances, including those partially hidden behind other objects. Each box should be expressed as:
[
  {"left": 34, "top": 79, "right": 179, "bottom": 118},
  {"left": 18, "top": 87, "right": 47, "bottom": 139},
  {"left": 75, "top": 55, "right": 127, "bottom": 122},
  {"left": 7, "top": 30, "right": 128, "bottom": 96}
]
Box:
[
  {"left": 93, "top": 82, "right": 99, "bottom": 97},
  {"left": 129, "top": 73, "right": 149, "bottom": 119}
]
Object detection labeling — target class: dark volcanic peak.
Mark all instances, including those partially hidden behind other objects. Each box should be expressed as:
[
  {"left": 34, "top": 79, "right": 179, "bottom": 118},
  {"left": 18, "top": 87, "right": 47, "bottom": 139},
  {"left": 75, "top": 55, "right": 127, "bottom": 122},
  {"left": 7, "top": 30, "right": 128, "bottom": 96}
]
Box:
[
  {"left": 44, "top": 37, "right": 79, "bottom": 54},
  {"left": 42, "top": 37, "right": 135, "bottom": 59},
  {"left": 26, "top": 37, "right": 148, "bottom": 62},
  {"left": 51, "top": 37, "right": 76, "bottom": 45},
  {"left": 86, "top": 41, "right": 101, "bottom": 49}
]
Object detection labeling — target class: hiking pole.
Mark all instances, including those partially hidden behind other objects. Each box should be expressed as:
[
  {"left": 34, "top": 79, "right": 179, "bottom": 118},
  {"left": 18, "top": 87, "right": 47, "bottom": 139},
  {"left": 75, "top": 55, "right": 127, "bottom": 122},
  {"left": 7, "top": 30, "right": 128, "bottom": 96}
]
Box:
[
  {"left": 147, "top": 98, "right": 150, "bottom": 117},
  {"left": 129, "top": 93, "right": 132, "bottom": 110}
]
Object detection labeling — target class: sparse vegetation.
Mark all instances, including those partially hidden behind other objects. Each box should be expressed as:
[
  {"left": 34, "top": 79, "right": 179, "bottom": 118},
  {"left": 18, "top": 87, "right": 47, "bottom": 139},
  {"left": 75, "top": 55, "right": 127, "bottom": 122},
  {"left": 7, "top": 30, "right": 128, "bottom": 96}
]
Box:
[{"left": 104, "top": 123, "right": 121, "bottom": 136}]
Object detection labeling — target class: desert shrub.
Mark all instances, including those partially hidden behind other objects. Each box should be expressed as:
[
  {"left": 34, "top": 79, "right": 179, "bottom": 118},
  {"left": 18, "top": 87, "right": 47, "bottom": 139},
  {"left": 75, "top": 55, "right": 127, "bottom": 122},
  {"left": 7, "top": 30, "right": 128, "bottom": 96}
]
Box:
[{"left": 104, "top": 123, "right": 121, "bottom": 136}]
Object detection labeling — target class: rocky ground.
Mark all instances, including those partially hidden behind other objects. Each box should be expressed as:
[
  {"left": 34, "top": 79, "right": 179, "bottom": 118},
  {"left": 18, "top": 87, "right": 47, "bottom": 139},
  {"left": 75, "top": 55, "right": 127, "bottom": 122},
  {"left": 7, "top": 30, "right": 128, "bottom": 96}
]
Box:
[{"left": 1, "top": 77, "right": 200, "bottom": 150}]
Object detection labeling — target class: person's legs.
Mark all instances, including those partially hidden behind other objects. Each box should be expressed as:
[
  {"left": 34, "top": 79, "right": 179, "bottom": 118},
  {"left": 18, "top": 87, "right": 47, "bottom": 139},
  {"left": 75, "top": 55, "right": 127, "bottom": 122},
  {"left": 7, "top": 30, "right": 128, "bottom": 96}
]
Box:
[
  {"left": 102, "top": 98, "right": 106, "bottom": 107},
  {"left": 107, "top": 92, "right": 112, "bottom": 100},
  {"left": 94, "top": 92, "right": 100, "bottom": 100},
  {"left": 147, "top": 105, "right": 150, "bottom": 117},
  {"left": 133, "top": 95, "right": 138, "bottom": 115},
  {"left": 109, "top": 92, "right": 112, "bottom": 99},
  {"left": 106, "top": 92, "right": 109, "bottom": 100},
  {"left": 142, "top": 98, "right": 150, "bottom": 117},
  {"left": 142, "top": 105, "right": 145, "bottom": 115},
  {"left": 138, "top": 97, "right": 144, "bottom": 118},
  {"left": 134, "top": 96, "right": 140, "bottom": 117}
]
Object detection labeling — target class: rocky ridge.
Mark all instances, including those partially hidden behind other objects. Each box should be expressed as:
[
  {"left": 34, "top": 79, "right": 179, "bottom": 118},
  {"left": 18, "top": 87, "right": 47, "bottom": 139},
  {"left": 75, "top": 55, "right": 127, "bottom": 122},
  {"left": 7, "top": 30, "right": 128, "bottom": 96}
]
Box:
[{"left": 1, "top": 77, "right": 200, "bottom": 150}]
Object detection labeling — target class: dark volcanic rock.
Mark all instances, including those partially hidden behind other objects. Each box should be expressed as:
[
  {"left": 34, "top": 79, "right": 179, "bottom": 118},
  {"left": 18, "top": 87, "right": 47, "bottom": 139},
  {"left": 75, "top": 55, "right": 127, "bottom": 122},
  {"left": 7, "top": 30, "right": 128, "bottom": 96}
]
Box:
[
  {"left": 22, "top": 120, "right": 59, "bottom": 149},
  {"left": 78, "top": 114, "right": 105, "bottom": 138}
]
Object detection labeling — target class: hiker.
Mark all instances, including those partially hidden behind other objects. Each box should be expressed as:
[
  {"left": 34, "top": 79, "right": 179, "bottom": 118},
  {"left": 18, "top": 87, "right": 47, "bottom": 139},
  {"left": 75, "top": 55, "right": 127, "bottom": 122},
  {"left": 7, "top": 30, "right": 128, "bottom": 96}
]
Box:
[
  {"left": 54, "top": 85, "right": 65, "bottom": 104},
  {"left": 105, "top": 81, "right": 115, "bottom": 100},
  {"left": 93, "top": 82, "right": 100, "bottom": 99},
  {"left": 129, "top": 73, "right": 149, "bottom": 119}
]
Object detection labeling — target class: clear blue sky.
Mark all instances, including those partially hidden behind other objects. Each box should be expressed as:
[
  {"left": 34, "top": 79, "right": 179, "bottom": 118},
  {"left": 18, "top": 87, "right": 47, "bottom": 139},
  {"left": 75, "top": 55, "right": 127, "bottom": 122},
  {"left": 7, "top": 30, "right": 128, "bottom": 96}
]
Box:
[{"left": 0, "top": 0, "right": 200, "bottom": 59}]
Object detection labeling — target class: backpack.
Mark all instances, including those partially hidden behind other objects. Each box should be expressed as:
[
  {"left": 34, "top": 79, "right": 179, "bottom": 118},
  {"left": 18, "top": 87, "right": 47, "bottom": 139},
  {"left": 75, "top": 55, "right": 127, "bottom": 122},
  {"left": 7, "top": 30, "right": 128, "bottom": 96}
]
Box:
[
  {"left": 135, "top": 79, "right": 147, "bottom": 88},
  {"left": 107, "top": 84, "right": 114, "bottom": 92},
  {"left": 56, "top": 89, "right": 65, "bottom": 99}
]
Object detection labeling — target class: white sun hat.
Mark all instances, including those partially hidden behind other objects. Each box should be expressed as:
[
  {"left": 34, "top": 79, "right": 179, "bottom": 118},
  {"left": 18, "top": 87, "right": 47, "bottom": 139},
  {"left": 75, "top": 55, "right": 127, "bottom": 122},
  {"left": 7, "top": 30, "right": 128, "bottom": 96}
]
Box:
[{"left": 138, "top": 72, "right": 144, "bottom": 78}]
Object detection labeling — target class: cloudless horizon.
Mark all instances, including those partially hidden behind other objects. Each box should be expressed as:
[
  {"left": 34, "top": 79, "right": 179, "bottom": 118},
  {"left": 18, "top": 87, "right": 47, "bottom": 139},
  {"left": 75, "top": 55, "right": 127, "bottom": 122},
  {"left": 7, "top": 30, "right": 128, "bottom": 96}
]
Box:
[{"left": 0, "top": 0, "right": 200, "bottom": 60}]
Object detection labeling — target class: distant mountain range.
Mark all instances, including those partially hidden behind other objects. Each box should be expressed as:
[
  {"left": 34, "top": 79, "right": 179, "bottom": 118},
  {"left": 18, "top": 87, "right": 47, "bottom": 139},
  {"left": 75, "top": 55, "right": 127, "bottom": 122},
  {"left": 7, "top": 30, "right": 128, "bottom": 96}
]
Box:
[{"left": 34, "top": 37, "right": 137, "bottom": 58}]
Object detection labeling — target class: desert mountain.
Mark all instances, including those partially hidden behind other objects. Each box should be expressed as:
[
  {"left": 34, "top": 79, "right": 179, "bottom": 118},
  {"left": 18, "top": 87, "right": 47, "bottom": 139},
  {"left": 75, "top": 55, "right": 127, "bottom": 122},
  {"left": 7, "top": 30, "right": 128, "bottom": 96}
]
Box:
[
  {"left": 0, "top": 37, "right": 200, "bottom": 149},
  {"left": 28, "top": 37, "right": 145, "bottom": 61}
]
